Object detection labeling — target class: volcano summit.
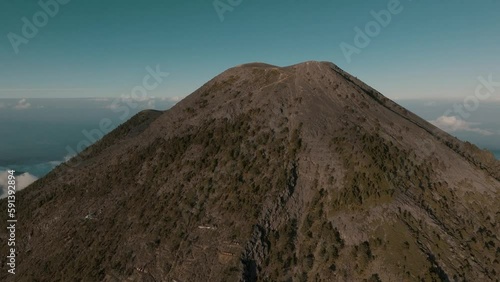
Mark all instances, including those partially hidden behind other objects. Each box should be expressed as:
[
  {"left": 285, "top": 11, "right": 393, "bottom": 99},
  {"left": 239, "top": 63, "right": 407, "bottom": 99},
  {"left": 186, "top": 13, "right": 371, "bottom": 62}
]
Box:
[{"left": 1, "top": 61, "right": 499, "bottom": 281}]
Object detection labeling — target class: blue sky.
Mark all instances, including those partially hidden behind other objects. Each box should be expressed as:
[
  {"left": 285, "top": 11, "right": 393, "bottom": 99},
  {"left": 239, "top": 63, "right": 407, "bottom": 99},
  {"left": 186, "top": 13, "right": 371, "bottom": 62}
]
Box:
[
  {"left": 1, "top": 0, "right": 499, "bottom": 100},
  {"left": 0, "top": 1, "right": 499, "bottom": 189}
]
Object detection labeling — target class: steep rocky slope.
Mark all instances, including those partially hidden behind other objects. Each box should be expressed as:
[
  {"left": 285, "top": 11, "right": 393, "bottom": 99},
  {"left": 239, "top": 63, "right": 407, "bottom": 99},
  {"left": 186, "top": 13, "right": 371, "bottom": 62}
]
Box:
[{"left": 1, "top": 61, "right": 499, "bottom": 281}]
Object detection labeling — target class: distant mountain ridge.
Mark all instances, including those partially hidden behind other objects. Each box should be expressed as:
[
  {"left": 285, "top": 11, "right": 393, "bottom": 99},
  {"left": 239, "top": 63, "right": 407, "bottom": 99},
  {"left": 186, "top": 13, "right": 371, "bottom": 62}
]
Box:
[{"left": 1, "top": 61, "right": 499, "bottom": 281}]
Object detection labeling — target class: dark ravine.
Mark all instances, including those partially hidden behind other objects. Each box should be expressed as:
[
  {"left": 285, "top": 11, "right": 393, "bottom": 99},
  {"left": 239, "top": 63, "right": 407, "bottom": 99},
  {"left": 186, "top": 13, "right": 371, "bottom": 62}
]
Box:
[{"left": 0, "top": 61, "right": 499, "bottom": 281}]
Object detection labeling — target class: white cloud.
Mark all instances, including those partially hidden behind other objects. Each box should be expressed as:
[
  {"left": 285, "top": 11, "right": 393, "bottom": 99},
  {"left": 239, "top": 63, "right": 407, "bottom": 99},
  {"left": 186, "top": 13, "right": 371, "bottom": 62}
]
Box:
[
  {"left": 105, "top": 96, "right": 156, "bottom": 110},
  {"left": 430, "top": 115, "right": 494, "bottom": 136},
  {"left": 161, "top": 96, "right": 183, "bottom": 102},
  {"left": 14, "top": 98, "right": 31, "bottom": 110},
  {"left": 105, "top": 103, "right": 119, "bottom": 110},
  {"left": 147, "top": 99, "right": 156, "bottom": 109},
  {"left": 87, "top": 97, "right": 110, "bottom": 102},
  {"left": 0, "top": 171, "right": 38, "bottom": 199}
]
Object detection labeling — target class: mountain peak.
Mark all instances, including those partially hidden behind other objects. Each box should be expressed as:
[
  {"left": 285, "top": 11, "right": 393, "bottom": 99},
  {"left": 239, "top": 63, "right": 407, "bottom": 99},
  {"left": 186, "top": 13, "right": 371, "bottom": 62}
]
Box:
[{"left": 4, "top": 61, "right": 499, "bottom": 281}]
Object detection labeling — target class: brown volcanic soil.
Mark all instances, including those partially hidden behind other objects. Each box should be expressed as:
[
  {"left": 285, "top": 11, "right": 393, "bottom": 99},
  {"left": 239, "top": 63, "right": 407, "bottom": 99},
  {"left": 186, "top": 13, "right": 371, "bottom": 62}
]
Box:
[{"left": 1, "top": 61, "right": 499, "bottom": 281}]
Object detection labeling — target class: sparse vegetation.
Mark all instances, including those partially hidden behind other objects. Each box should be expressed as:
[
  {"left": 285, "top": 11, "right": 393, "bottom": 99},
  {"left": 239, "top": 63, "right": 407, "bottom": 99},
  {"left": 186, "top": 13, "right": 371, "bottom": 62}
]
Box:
[{"left": 2, "top": 62, "right": 498, "bottom": 281}]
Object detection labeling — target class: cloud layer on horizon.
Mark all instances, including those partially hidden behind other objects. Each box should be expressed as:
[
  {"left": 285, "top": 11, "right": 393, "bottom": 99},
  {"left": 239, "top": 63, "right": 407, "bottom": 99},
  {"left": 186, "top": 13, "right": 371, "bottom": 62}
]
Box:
[
  {"left": 0, "top": 171, "right": 38, "bottom": 199},
  {"left": 430, "top": 115, "right": 495, "bottom": 136},
  {"left": 14, "top": 98, "right": 31, "bottom": 110}
]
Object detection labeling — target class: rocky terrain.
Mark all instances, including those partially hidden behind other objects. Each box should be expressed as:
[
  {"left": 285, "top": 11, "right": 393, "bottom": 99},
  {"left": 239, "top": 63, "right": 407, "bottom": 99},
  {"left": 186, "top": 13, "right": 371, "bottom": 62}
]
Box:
[{"left": 1, "top": 61, "right": 499, "bottom": 281}]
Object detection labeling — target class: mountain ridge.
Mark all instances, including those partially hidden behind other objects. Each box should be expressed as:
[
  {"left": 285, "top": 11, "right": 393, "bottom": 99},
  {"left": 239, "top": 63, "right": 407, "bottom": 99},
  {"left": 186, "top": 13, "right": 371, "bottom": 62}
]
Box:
[{"left": 1, "top": 61, "right": 499, "bottom": 281}]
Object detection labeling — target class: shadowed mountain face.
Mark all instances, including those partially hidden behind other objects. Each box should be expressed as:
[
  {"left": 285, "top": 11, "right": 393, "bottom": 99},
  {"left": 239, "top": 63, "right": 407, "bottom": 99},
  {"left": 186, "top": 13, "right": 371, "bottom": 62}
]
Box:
[{"left": 1, "top": 62, "right": 499, "bottom": 281}]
